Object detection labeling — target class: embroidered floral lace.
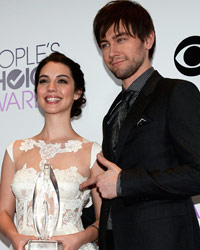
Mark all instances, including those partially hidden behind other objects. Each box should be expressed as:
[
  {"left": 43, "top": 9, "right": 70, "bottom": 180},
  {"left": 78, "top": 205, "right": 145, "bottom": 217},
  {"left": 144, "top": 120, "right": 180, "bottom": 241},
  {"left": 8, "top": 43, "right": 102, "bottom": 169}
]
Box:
[{"left": 8, "top": 138, "right": 101, "bottom": 250}]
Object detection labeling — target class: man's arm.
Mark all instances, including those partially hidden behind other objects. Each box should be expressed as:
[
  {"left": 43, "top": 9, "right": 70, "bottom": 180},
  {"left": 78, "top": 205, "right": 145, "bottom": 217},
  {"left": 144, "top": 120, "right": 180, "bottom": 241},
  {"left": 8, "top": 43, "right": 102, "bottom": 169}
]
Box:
[
  {"left": 81, "top": 81, "right": 200, "bottom": 200},
  {"left": 120, "top": 80, "right": 200, "bottom": 199}
]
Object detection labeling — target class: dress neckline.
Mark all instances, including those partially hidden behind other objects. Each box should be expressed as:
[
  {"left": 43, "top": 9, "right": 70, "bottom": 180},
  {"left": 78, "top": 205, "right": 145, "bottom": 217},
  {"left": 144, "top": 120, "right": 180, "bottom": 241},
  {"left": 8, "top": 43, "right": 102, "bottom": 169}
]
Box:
[
  {"left": 19, "top": 138, "right": 90, "bottom": 171},
  {"left": 30, "top": 137, "right": 86, "bottom": 145}
]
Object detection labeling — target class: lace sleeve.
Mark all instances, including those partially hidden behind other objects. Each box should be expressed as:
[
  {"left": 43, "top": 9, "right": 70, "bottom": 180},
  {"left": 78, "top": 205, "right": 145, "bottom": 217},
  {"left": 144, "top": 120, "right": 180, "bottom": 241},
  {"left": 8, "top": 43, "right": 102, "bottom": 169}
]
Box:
[
  {"left": 89, "top": 142, "right": 102, "bottom": 169},
  {"left": 6, "top": 141, "right": 15, "bottom": 163}
]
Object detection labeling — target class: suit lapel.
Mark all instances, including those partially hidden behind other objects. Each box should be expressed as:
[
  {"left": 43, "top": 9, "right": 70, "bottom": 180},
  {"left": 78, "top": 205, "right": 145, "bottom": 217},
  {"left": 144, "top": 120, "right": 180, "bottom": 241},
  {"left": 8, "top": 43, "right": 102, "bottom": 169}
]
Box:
[{"left": 115, "top": 71, "right": 163, "bottom": 163}]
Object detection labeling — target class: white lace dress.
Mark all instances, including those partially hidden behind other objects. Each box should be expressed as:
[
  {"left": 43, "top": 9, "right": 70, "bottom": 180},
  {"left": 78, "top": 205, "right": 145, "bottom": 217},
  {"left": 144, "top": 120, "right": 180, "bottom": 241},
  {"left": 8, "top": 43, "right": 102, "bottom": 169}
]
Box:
[{"left": 7, "top": 138, "right": 101, "bottom": 250}]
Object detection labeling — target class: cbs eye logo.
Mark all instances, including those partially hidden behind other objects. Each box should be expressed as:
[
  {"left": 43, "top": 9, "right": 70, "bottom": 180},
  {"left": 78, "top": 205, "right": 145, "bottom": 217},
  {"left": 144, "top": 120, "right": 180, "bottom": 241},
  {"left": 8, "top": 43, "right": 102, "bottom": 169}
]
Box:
[{"left": 174, "top": 36, "right": 200, "bottom": 77}]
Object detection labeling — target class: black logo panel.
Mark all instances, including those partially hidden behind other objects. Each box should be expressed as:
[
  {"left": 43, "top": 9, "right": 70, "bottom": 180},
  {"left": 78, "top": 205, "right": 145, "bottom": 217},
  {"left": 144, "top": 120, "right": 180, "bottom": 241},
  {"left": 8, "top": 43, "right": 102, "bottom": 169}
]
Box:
[{"left": 174, "top": 36, "right": 200, "bottom": 76}]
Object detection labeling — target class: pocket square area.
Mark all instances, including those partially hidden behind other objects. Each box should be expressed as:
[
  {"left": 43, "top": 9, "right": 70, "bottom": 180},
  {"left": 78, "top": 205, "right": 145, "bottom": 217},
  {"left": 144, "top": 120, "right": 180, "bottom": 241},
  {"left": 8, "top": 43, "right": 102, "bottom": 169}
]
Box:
[{"left": 137, "top": 116, "right": 152, "bottom": 126}]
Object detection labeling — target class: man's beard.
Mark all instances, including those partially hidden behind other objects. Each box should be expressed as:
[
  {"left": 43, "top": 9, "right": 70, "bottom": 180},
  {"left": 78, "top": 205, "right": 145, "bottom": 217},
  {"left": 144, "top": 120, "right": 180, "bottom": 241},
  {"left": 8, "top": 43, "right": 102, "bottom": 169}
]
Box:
[{"left": 111, "top": 55, "right": 145, "bottom": 80}]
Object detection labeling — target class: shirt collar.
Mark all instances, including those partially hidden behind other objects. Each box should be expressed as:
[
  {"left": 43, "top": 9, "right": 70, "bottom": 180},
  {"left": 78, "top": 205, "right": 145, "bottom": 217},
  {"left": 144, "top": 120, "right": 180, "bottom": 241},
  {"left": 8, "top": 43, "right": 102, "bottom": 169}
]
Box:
[{"left": 123, "top": 67, "right": 154, "bottom": 92}]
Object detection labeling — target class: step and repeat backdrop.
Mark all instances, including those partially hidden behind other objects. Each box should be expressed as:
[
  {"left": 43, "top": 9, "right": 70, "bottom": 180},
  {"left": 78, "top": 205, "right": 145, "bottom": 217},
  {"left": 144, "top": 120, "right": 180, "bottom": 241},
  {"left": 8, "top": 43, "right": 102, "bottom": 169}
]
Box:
[{"left": 0, "top": 0, "right": 200, "bottom": 249}]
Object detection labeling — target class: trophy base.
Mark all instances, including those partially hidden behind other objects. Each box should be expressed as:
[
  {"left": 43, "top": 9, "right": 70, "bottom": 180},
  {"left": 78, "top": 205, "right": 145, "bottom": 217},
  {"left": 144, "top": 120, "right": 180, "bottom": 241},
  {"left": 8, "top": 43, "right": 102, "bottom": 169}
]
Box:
[{"left": 27, "top": 240, "right": 63, "bottom": 250}]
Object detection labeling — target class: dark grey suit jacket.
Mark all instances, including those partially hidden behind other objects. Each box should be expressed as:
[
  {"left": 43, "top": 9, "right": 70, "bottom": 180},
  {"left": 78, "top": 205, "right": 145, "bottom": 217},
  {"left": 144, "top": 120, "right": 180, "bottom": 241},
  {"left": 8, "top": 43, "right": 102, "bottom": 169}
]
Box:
[{"left": 99, "top": 71, "right": 200, "bottom": 250}]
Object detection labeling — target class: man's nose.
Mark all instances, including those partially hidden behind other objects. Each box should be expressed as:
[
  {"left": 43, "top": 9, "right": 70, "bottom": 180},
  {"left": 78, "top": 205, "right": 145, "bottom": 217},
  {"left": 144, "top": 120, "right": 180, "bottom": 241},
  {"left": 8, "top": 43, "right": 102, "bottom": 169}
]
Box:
[{"left": 109, "top": 43, "right": 120, "bottom": 58}]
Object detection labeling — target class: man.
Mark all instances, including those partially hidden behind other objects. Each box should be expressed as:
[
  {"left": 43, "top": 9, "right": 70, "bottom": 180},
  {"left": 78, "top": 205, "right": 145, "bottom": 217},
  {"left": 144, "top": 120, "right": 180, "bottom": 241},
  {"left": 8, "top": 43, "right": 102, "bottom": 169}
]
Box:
[{"left": 80, "top": 1, "right": 200, "bottom": 249}]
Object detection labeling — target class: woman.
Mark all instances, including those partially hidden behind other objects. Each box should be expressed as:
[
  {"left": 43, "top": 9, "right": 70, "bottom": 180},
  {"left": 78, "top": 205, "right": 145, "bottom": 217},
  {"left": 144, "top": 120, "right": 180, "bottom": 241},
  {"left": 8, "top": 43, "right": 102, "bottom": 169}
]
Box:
[{"left": 0, "top": 52, "right": 103, "bottom": 250}]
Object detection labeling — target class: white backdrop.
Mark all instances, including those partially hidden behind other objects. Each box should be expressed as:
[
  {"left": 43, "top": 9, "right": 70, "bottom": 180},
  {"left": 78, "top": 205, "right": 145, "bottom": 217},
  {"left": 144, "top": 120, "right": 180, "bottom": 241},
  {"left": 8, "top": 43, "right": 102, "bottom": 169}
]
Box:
[{"left": 0, "top": 0, "right": 200, "bottom": 249}]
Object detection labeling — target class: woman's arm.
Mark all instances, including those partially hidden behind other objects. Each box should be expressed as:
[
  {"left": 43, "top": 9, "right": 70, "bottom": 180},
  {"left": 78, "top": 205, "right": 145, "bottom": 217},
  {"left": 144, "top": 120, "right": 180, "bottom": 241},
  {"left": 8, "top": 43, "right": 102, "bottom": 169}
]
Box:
[
  {"left": 0, "top": 150, "right": 18, "bottom": 241},
  {"left": 0, "top": 150, "right": 36, "bottom": 250}
]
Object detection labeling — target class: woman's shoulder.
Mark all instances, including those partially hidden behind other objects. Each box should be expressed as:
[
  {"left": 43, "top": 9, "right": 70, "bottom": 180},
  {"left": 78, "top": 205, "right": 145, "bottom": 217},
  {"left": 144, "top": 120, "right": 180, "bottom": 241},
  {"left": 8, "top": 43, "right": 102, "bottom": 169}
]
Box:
[
  {"left": 6, "top": 138, "right": 34, "bottom": 162},
  {"left": 82, "top": 138, "right": 101, "bottom": 150},
  {"left": 85, "top": 140, "right": 101, "bottom": 169},
  {"left": 7, "top": 138, "right": 24, "bottom": 151},
  {"left": 8, "top": 138, "right": 34, "bottom": 149},
  {"left": 91, "top": 141, "right": 102, "bottom": 152}
]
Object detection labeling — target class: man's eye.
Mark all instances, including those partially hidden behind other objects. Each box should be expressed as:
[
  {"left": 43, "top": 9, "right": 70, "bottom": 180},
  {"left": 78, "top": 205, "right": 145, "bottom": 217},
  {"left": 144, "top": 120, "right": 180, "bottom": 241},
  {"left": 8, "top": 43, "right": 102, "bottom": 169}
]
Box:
[
  {"left": 117, "top": 38, "right": 125, "bottom": 43},
  {"left": 101, "top": 43, "right": 109, "bottom": 49}
]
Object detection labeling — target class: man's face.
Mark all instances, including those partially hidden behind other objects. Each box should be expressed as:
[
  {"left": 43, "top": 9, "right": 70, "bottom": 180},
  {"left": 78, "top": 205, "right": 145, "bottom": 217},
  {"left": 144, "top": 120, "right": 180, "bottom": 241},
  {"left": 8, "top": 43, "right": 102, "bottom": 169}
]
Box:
[{"left": 100, "top": 23, "right": 152, "bottom": 86}]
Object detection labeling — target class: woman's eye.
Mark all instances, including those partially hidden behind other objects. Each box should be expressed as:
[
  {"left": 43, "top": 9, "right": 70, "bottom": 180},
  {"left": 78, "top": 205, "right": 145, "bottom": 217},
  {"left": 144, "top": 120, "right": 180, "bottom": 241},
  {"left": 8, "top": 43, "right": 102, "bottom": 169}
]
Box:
[
  {"left": 58, "top": 79, "right": 68, "bottom": 84},
  {"left": 39, "top": 79, "right": 48, "bottom": 84}
]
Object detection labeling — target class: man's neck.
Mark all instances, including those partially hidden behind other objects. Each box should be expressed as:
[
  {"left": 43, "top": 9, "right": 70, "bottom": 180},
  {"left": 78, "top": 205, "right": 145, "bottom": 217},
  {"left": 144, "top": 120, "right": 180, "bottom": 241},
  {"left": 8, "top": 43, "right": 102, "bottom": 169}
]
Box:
[{"left": 122, "top": 63, "right": 152, "bottom": 89}]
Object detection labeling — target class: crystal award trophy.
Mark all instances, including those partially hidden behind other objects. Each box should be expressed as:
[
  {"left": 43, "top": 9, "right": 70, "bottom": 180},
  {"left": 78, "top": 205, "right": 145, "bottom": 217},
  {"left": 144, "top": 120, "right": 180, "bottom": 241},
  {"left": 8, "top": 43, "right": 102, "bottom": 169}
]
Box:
[{"left": 28, "top": 163, "right": 63, "bottom": 250}]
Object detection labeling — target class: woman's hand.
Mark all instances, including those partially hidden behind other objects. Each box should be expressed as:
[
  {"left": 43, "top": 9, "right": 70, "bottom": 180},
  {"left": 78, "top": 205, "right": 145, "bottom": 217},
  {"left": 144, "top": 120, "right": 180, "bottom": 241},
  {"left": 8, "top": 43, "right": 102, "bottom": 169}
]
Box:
[
  {"left": 11, "top": 233, "right": 38, "bottom": 250},
  {"left": 51, "top": 232, "right": 84, "bottom": 250}
]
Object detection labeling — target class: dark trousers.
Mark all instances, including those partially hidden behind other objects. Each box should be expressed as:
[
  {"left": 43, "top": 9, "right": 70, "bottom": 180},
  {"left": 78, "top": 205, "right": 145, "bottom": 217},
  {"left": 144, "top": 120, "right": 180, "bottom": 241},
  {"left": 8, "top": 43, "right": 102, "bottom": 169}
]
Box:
[{"left": 106, "top": 230, "right": 115, "bottom": 250}]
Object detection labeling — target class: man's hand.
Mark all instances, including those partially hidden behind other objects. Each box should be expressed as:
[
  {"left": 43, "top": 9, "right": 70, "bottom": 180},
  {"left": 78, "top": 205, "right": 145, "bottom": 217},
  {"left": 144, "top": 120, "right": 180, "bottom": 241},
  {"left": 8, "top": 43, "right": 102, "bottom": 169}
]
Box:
[{"left": 80, "top": 154, "right": 121, "bottom": 199}]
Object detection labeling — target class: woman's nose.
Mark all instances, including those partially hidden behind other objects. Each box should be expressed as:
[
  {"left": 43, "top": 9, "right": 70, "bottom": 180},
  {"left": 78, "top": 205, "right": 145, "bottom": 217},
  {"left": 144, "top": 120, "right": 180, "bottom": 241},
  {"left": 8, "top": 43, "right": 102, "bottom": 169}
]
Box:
[{"left": 48, "top": 81, "right": 57, "bottom": 91}]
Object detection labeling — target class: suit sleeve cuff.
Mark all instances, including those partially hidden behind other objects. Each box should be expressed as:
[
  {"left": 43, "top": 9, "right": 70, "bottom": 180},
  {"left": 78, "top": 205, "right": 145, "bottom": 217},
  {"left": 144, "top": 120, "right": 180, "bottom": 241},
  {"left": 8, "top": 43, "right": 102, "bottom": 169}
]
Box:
[{"left": 117, "top": 170, "right": 122, "bottom": 197}]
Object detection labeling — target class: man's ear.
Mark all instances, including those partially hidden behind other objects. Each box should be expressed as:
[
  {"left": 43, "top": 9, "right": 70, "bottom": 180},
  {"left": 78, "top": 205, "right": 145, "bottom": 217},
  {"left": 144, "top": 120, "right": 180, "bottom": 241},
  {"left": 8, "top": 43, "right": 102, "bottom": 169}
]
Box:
[
  {"left": 145, "top": 31, "right": 155, "bottom": 50},
  {"left": 74, "top": 89, "right": 82, "bottom": 100}
]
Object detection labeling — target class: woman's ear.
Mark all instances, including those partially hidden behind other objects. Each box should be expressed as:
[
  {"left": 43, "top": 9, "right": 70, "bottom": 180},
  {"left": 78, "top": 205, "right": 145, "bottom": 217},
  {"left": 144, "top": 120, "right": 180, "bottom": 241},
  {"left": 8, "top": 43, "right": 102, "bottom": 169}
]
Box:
[{"left": 74, "top": 89, "right": 82, "bottom": 100}]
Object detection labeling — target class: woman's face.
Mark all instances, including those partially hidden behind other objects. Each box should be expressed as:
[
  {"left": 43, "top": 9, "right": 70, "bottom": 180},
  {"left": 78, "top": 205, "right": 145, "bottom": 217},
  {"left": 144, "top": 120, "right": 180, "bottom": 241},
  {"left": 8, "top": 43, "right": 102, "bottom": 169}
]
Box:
[{"left": 37, "top": 61, "right": 80, "bottom": 115}]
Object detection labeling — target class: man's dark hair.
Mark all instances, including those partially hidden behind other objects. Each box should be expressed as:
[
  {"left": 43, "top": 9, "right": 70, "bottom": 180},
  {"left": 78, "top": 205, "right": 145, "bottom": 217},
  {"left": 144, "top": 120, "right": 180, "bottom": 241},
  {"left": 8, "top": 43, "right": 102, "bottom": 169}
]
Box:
[
  {"left": 93, "top": 0, "right": 156, "bottom": 59},
  {"left": 34, "top": 52, "right": 86, "bottom": 118}
]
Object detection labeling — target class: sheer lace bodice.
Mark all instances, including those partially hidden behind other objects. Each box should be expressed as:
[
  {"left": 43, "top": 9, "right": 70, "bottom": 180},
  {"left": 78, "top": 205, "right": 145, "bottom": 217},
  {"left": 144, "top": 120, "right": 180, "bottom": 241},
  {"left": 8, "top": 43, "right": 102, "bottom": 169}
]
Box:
[{"left": 8, "top": 138, "right": 101, "bottom": 250}]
